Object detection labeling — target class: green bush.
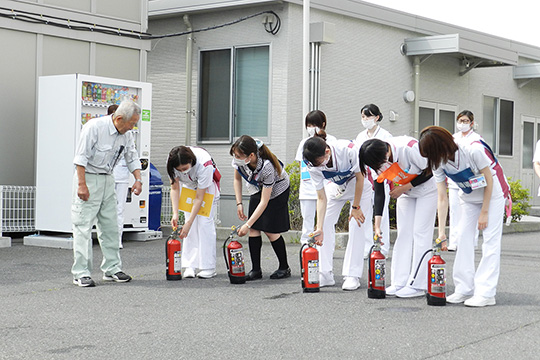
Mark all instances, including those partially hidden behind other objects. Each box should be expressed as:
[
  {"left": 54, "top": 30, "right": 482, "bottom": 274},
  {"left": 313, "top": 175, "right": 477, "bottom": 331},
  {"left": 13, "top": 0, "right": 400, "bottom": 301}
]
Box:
[{"left": 505, "top": 177, "right": 531, "bottom": 223}]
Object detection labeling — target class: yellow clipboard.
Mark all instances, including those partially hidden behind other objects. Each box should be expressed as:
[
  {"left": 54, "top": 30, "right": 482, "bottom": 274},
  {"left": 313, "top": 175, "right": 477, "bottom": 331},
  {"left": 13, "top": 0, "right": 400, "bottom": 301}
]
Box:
[{"left": 178, "top": 187, "right": 214, "bottom": 217}]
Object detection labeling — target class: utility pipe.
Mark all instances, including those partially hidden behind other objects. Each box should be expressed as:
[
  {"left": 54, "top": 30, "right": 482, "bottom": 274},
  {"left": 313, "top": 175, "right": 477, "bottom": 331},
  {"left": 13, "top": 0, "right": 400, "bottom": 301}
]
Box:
[
  {"left": 413, "top": 56, "right": 420, "bottom": 138},
  {"left": 302, "top": 0, "right": 310, "bottom": 137},
  {"left": 184, "top": 14, "right": 193, "bottom": 145}
]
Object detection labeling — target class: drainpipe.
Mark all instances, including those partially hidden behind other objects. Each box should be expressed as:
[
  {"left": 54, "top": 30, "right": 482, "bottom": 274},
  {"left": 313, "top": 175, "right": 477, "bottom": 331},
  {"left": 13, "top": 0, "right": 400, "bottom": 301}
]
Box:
[
  {"left": 184, "top": 14, "right": 193, "bottom": 146},
  {"left": 302, "top": 0, "right": 310, "bottom": 138},
  {"left": 413, "top": 56, "right": 420, "bottom": 138}
]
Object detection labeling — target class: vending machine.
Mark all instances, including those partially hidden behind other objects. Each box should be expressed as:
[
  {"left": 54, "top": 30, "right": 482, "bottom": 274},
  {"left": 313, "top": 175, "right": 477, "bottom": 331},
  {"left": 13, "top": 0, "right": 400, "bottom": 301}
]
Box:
[{"left": 27, "top": 74, "right": 159, "bottom": 248}]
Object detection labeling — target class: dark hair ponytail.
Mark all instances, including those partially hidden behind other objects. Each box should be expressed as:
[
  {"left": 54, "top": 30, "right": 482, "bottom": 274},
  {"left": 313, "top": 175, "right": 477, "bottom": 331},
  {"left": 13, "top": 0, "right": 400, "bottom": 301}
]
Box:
[
  {"left": 358, "top": 139, "right": 388, "bottom": 176},
  {"left": 167, "top": 146, "right": 197, "bottom": 184},
  {"left": 361, "top": 104, "right": 383, "bottom": 123}
]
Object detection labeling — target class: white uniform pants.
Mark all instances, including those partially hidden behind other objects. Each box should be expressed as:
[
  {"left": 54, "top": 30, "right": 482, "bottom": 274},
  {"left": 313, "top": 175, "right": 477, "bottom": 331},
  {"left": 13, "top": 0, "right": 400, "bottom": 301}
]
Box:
[
  {"left": 449, "top": 186, "right": 479, "bottom": 248},
  {"left": 300, "top": 199, "right": 317, "bottom": 245},
  {"left": 453, "top": 194, "right": 504, "bottom": 298},
  {"left": 364, "top": 182, "right": 390, "bottom": 256},
  {"left": 391, "top": 182, "right": 437, "bottom": 290},
  {"left": 115, "top": 181, "right": 129, "bottom": 247},
  {"left": 320, "top": 178, "right": 373, "bottom": 278},
  {"left": 181, "top": 182, "right": 220, "bottom": 271}
]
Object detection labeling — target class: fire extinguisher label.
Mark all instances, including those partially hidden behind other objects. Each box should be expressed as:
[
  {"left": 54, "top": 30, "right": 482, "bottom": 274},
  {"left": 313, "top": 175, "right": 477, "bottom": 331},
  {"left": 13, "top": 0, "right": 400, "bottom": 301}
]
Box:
[
  {"left": 430, "top": 264, "right": 445, "bottom": 293},
  {"left": 374, "top": 259, "right": 385, "bottom": 287},
  {"left": 230, "top": 249, "right": 245, "bottom": 274},
  {"left": 307, "top": 260, "right": 319, "bottom": 284},
  {"left": 173, "top": 251, "right": 181, "bottom": 273}
]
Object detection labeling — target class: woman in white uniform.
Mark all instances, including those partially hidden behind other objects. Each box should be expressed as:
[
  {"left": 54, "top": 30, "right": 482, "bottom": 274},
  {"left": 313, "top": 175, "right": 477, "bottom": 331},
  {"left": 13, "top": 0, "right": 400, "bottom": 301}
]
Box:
[
  {"left": 419, "top": 126, "right": 510, "bottom": 307},
  {"left": 303, "top": 133, "right": 372, "bottom": 291},
  {"left": 231, "top": 135, "right": 291, "bottom": 281},
  {"left": 167, "top": 146, "right": 220, "bottom": 279},
  {"left": 295, "top": 110, "right": 336, "bottom": 244},
  {"left": 448, "top": 110, "right": 482, "bottom": 251},
  {"left": 354, "top": 104, "right": 392, "bottom": 256},
  {"left": 359, "top": 136, "right": 436, "bottom": 298}
]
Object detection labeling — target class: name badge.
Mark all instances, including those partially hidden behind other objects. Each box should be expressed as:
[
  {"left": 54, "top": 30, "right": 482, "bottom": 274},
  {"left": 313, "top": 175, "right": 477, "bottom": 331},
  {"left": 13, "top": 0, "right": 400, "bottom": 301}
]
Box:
[{"left": 469, "top": 175, "right": 487, "bottom": 190}]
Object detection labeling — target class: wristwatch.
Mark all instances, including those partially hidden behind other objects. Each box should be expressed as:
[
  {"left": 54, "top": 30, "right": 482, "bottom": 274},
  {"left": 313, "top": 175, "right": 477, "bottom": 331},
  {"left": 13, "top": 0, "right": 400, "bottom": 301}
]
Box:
[
  {"left": 351, "top": 205, "right": 360, "bottom": 210},
  {"left": 135, "top": 178, "right": 143, "bottom": 184}
]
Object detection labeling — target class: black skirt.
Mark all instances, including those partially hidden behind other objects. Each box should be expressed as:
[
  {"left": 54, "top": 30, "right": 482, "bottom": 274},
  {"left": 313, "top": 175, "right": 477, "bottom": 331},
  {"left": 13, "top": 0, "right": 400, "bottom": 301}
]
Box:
[{"left": 248, "top": 187, "right": 290, "bottom": 234}]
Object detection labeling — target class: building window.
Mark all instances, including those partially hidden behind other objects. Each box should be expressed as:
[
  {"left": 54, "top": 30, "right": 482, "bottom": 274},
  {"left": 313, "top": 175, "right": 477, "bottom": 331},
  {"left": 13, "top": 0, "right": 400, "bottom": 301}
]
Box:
[
  {"left": 483, "top": 96, "right": 514, "bottom": 156},
  {"left": 199, "top": 45, "right": 270, "bottom": 143},
  {"left": 419, "top": 101, "right": 457, "bottom": 134}
]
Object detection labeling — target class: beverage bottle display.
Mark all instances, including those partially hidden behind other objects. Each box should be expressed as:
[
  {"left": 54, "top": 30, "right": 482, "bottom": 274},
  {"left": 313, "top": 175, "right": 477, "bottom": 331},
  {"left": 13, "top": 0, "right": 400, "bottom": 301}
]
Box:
[
  {"left": 97, "top": 84, "right": 102, "bottom": 103},
  {"left": 92, "top": 84, "right": 97, "bottom": 102},
  {"left": 106, "top": 87, "right": 112, "bottom": 103},
  {"left": 87, "top": 83, "right": 92, "bottom": 102},
  {"left": 82, "top": 83, "right": 87, "bottom": 100},
  {"left": 101, "top": 85, "right": 107, "bottom": 103}
]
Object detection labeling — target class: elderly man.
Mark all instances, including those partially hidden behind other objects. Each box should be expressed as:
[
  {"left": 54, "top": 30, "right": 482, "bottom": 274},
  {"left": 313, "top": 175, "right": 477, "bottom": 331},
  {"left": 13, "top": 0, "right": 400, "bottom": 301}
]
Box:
[{"left": 71, "top": 100, "right": 142, "bottom": 287}]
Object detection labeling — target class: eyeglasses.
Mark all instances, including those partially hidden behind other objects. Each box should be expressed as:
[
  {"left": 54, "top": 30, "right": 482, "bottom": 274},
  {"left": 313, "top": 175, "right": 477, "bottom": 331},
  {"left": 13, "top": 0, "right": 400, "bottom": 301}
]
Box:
[{"left": 457, "top": 118, "right": 472, "bottom": 124}]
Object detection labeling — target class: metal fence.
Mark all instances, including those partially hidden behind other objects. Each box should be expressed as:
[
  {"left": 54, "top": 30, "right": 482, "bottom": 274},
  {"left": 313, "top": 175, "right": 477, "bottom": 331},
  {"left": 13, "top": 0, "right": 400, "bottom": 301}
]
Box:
[
  {"left": 159, "top": 185, "right": 220, "bottom": 227},
  {"left": 0, "top": 186, "right": 36, "bottom": 236}
]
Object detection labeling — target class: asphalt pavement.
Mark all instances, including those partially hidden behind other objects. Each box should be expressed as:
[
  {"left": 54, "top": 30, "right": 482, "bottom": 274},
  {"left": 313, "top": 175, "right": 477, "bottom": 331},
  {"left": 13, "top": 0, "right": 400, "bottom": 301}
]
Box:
[{"left": 1, "top": 230, "right": 540, "bottom": 360}]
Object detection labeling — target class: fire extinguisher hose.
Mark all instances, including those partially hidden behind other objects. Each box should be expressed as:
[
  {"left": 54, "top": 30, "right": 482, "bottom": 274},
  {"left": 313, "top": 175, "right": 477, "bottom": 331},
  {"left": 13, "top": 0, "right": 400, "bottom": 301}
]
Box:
[
  {"left": 409, "top": 249, "right": 433, "bottom": 287},
  {"left": 367, "top": 245, "right": 375, "bottom": 287},
  {"left": 222, "top": 237, "right": 231, "bottom": 272}
]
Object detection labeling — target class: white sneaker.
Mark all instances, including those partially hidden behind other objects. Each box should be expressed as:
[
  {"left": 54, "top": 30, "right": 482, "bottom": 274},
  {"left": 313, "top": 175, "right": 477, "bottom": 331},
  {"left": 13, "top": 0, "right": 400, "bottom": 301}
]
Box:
[
  {"left": 446, "top": 292, "right": 473, "bottom": 304},
  {"left": 385, "top": 285, "right": 403, "bottom": 296},
  {"left": 197, "top": 269, "right": 217, "bottom": 279},
  {"left": 396, "top": 286, "right": 425, "bottom": 298},
  {"left": 447, "top": 244, "right": 457, "bottom": 251},
  {"left": 183, "top": 268, "right": 195, "bottom": 278},
  {"left": 319, "top": 272, "right": 335, "bottom": 287},
  {"left": 464, "top": 295, "right": 496, "bottom": 307},
  {"left": 342, "top": 276, "right": 360, "bottom": 291}
]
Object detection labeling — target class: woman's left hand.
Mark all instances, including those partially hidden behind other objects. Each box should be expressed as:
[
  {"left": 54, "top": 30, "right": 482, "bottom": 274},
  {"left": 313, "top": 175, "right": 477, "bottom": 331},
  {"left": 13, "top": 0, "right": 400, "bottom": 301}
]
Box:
[
  {"left": 478, "top": 210, "right": 488, "bottom": 230},
  {"left": 349, "top": 207, "right": 365, "bottom": 226},
  {"left": 179, "top": 222, "right": 192, "bottom": 239},
  {"left": 237, "top": 224, "right": 250, "bottom": 237}
]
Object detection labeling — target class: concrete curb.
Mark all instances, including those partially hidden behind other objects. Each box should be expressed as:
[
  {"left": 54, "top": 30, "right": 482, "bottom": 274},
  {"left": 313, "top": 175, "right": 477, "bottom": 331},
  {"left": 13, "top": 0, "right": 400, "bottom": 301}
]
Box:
[{"left": 161, "top": 220, "right": 540, "bottom": 249}]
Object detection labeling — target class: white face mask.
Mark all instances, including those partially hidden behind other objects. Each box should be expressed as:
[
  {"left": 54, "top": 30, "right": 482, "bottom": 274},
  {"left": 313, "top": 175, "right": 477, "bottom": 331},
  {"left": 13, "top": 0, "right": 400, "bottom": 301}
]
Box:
[
  {"left": 233, "top": 157, "right": 250, "bottom": 167},
  {"left": 456, "top": 122, "right": 471, "bottom": 133},
  {"left": 377, "top": 161, "right": 392, "bottom": 174},
  {"left": 307, "top": 126, "right": 320, "bottom": 137},
  {"left": 319, "top": 155, "right": 330, "bottom": 167},
  {"left": 362, "top": 118, "right": 377, "bottom": 130},
  {"left": 180, "top": 167, "right": 191, "bottom": 174}
]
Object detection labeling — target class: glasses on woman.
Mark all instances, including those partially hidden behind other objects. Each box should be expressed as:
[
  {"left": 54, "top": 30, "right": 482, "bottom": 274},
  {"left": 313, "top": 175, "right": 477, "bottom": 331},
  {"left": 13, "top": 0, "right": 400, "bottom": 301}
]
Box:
[{"left": 457, "top": 118, "right": 472, "bottom": 124}]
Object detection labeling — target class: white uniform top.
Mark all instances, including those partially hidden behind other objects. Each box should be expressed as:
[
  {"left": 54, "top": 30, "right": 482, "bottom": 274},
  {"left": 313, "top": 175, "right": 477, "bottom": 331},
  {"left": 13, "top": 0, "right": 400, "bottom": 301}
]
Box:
[
  {"left": 448, "top": 130, "right": 483, "bottom": 190},
  {"left": 355, "top": 125, "right": 393, "bottom": 146},
  {"left": 386, "top": 136, "right": 435, "bottom": 196},
  {"left": 308, "top": 140, "right": 360, "bottom": 191},
  {"left": 355, "top": 125, "right": 393, "bottom": 183},
  {"left": 113, "top": 158, "right": 130, "bottom": 184},
  {"left": 173, "top": 147, "right": 214, "bottom": 190},
  {"left": 74, "top": 115, "right": 140, "bottom": 175},
  {"left": 533, "top": 139, "right": 540, "bottom": 196},
  {"left": 295, "top": 134, "right": 337, "bottom": 199},
  {"left": 433, "top": 142, "right": 505, "bottom": 203}
]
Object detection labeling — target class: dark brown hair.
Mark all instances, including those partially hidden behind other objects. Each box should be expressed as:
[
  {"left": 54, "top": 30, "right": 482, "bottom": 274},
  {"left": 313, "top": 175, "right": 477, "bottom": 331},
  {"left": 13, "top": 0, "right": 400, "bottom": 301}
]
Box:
[
  {"left": 419, "top": 126, "right": 459, "bottom": 174},
  {"left": 167, "top": 146, "right": 198, "bottom": 184}
]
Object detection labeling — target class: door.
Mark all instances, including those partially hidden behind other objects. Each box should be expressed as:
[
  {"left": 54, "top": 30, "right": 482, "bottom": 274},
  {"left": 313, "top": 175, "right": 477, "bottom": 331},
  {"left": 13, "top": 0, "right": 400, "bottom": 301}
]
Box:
[{"left": 521, "top": 115, "right": 540, "bottom": 206}]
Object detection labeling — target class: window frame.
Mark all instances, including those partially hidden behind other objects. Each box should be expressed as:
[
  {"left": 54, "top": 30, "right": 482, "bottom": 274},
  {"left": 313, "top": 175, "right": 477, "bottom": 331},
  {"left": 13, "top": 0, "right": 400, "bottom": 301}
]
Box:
[
  {"left": 418, "top": 100, "right": 458, "bottom": 134},
  {"left": 197, "top": 43, "right": 272, "bottom": 145},
  {"left": 482, "top": 95, "right": 515, "bottom": 157}
]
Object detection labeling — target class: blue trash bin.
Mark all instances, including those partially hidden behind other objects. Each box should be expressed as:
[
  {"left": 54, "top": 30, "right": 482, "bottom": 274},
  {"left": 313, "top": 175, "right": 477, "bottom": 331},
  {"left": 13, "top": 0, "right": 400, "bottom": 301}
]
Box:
[{"left": 148, "top": 163, "right": 163, "bottom": 231}]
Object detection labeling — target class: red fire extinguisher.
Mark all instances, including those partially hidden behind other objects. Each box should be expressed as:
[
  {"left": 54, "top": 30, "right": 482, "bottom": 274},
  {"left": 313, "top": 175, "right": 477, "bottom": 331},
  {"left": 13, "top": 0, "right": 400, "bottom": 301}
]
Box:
[
  {"left": 166, "top": 227, "right": 182, "bottom": 280},
  {"left": 409, "top": 238, "right": 446, "bottom": 306},
  {"left": 427, "top": 238, "right": 446, "bottom": 306},
  {"left": 300, "top": 233, "right": 319, "bottom": 293},
  {"left": 223, "top": 226, "right": 246, "bottom": 284},
  {"left": 368, "top": 235, "right": 386, "bottom": 299}
]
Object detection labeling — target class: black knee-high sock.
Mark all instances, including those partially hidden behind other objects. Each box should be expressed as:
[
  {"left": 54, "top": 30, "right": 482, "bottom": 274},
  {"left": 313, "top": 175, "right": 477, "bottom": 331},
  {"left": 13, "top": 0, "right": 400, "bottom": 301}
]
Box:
[
  {"left": 270, "top": 236, "right": 289, "bottom": 270},
  {"left": 248, "top": 236, "right": 262, "bottom": 271}
]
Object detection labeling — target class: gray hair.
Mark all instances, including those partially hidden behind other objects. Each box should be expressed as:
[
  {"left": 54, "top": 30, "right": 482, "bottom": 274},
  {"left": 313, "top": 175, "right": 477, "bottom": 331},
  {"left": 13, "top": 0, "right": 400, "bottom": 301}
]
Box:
[{"left": 115, "top": 100, "right": 141, "bottom": 121}]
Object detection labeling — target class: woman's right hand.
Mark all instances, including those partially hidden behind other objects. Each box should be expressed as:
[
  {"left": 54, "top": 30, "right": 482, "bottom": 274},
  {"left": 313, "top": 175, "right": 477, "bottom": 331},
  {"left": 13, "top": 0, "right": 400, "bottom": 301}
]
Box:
[
  {"left": 170, "top": 213, "right": 179, "bottom": 229},
  {"left": 237, "top": 204, "right": 248, "bottom": 221}
]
